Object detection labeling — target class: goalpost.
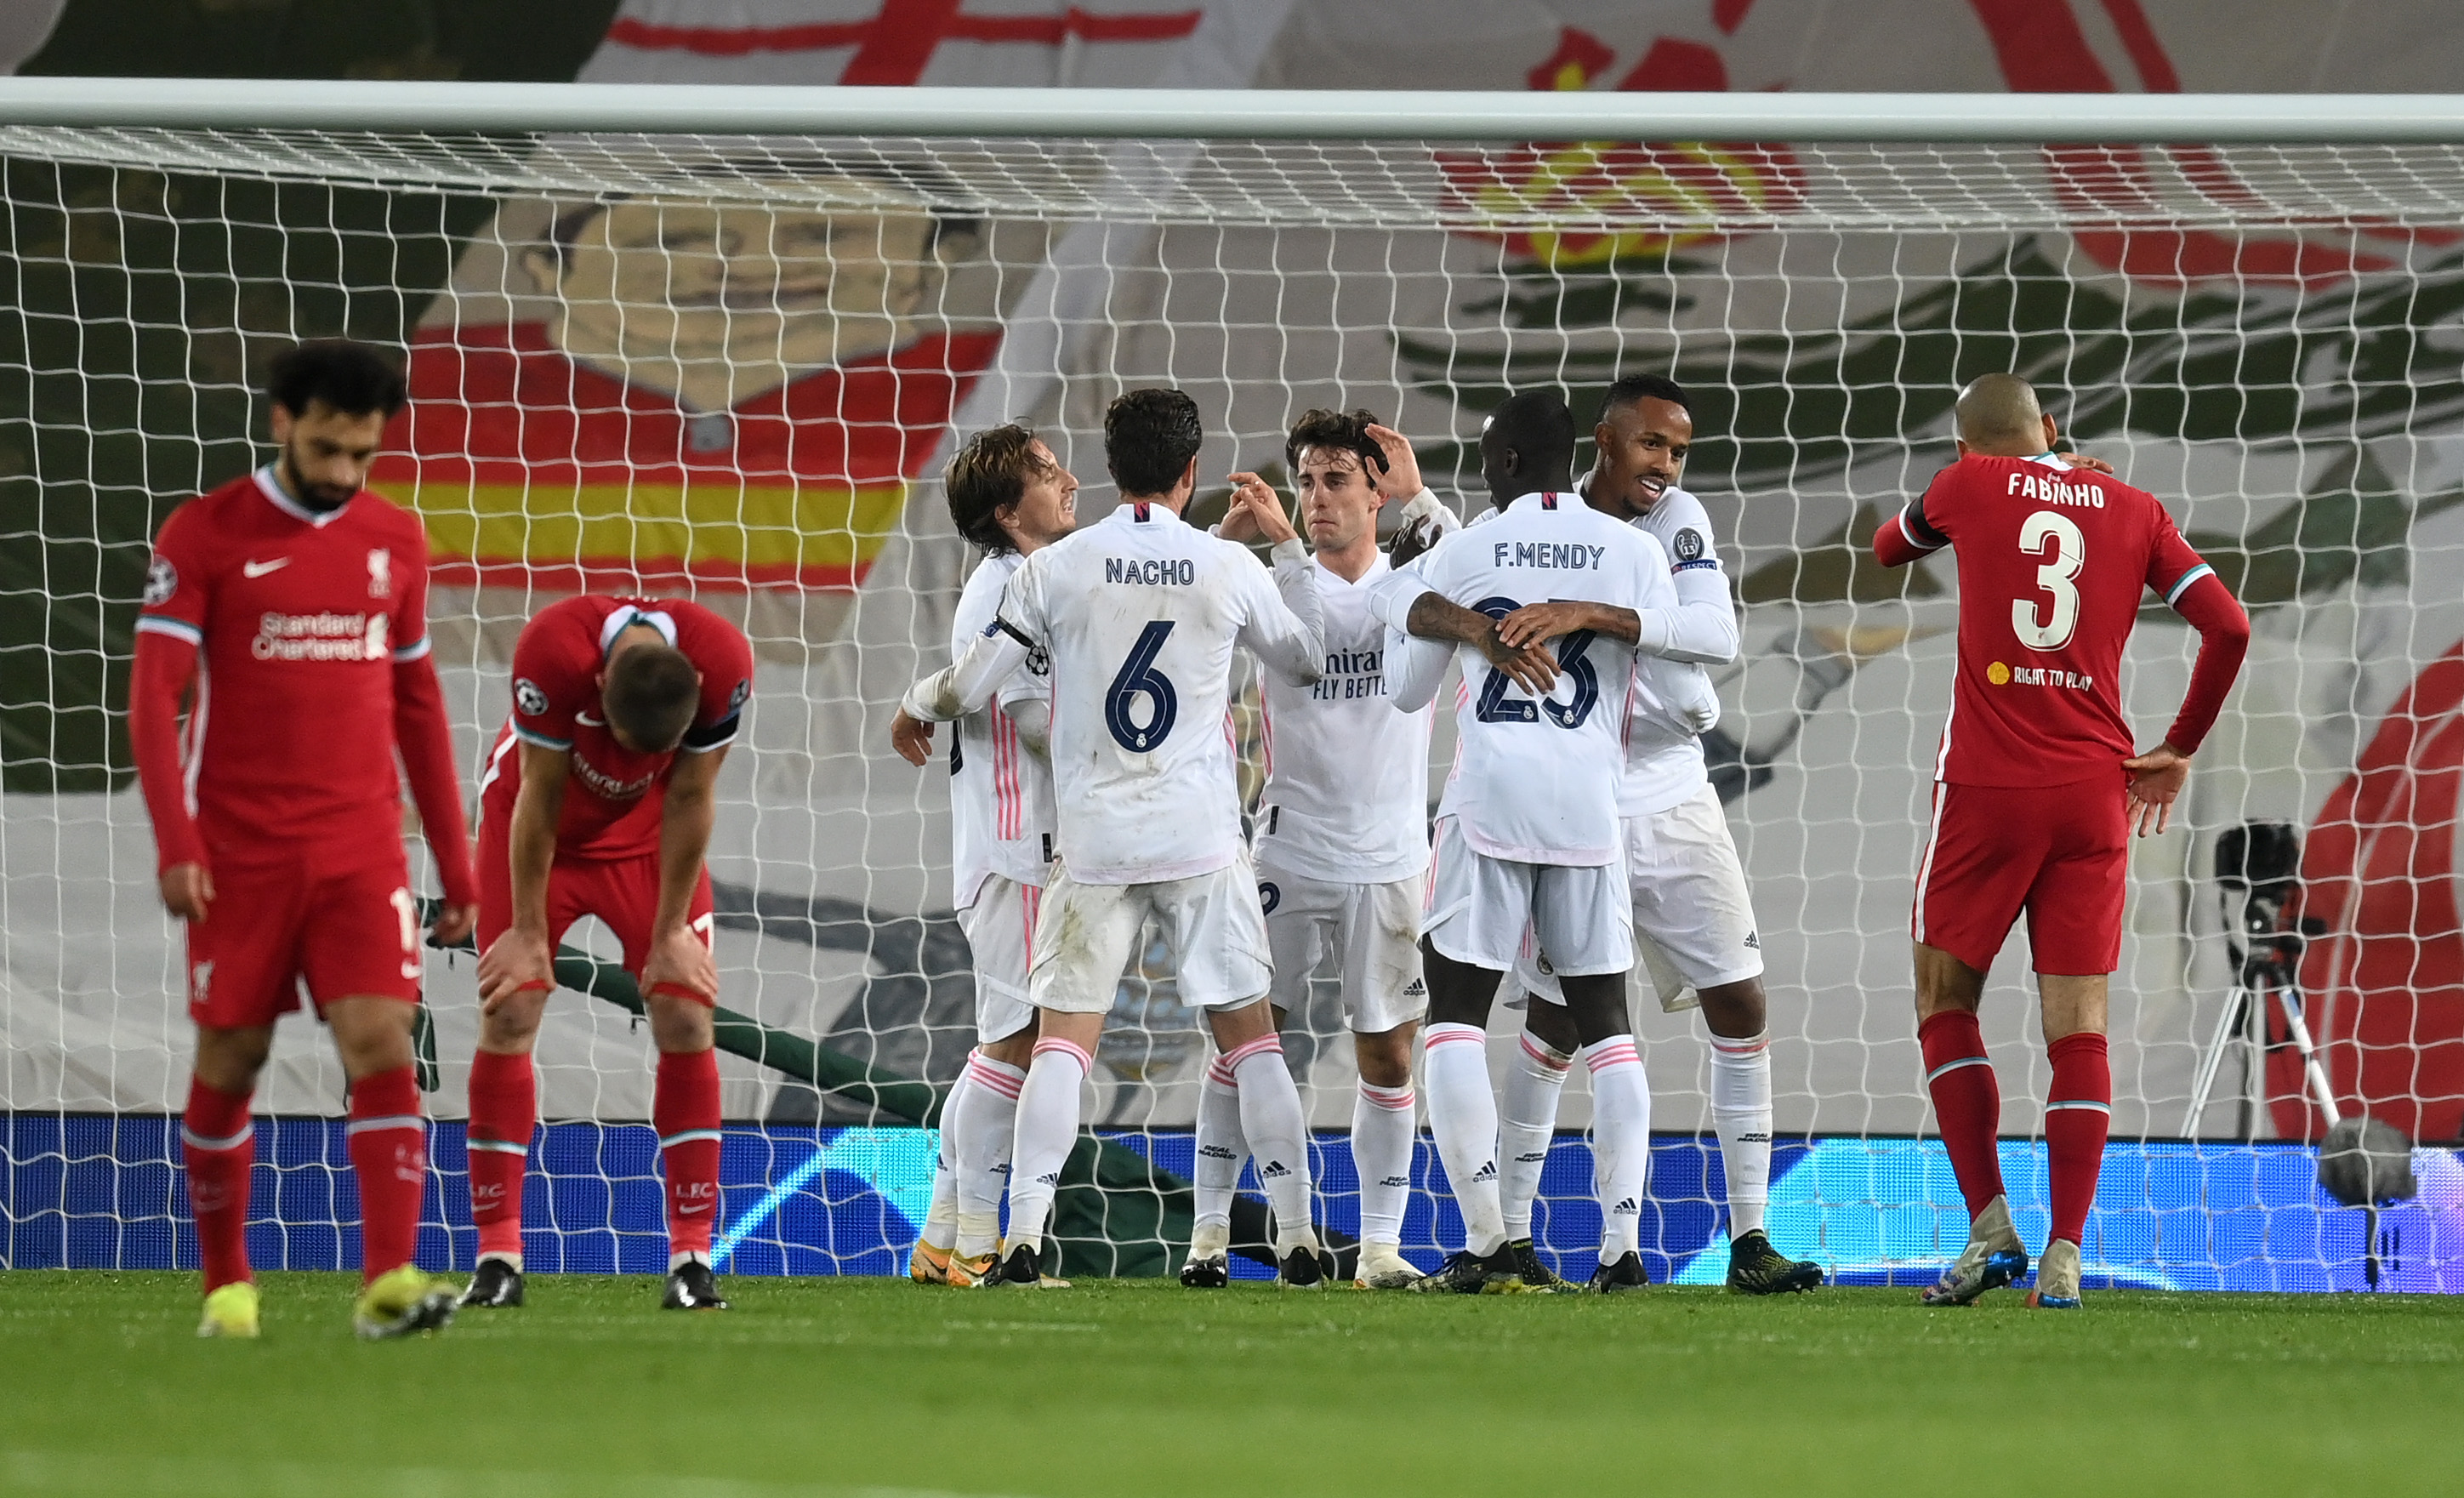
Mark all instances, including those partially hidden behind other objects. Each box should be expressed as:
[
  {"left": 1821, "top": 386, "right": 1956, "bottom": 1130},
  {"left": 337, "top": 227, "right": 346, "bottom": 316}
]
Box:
[{"left": 4, "top": 80, "right": 2462, "bottom": 1290}]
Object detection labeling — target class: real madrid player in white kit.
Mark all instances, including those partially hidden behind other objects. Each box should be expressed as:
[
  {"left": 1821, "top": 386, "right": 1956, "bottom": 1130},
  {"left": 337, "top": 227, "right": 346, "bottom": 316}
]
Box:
[
  {"left": 908, "top": 425, "right": 1073, "bottom": 1289},
  {"left": 893, "top": 389, "right": 1337, "bottom": 1289},
  {"left": 1494, "top": 376, "right": 1824, "bottom": 1296},
  {"left": 1179, "top": 410, "right": 1460, "bottom": 1291},
  {"left": 1370, "top": 391, "right": 1707, "bottom": 1295}
]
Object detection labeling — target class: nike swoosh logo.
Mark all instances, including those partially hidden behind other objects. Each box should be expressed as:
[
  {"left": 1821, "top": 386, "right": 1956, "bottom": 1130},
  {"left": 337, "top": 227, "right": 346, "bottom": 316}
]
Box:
[
  {"left": 242, "top": 558, "right": 289, "bottom": 578},
  {"left": 678, "top": 1202, "right": 712, "bottom": 1215}
]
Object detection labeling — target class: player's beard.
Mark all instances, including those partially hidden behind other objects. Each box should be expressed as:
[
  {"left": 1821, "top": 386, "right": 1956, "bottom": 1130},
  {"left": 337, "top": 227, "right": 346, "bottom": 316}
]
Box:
[{"left": 279, "top": 444, "right": 357, "bottom": 513}]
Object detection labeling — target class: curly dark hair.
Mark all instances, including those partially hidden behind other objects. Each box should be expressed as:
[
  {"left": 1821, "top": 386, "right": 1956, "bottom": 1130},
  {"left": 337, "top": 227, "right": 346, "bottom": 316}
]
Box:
[
  {"left": 1283, "top": 407, "right": 1390, "bottom": 481},
  {"left": 945, "top": 423, "right": 1051, "bottom": 554},
  {"left": 1103, "top": 388, "right": 1204, "bottom": 498},
  {"left": 266, "top": 340, "right": 406, "bottom": 420}
]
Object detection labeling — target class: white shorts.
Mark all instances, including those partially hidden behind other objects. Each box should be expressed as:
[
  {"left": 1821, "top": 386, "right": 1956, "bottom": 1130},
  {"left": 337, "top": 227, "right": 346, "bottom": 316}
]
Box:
[
  {"left": 1027, "top": 857, "right": 1272, "bottom": 1014},
  {"left": 1517, "top": 784, "right": 1764, "bottom": 1009},
  {"left": 1421, "top": 817, "right": 1632, "bottom": 978},
  {"left": 959, "top": 874, "right": 1043, "bottom": 1043},
  {"left": 1256, "top": 864, "right": 1428, "bottom": 1034}
]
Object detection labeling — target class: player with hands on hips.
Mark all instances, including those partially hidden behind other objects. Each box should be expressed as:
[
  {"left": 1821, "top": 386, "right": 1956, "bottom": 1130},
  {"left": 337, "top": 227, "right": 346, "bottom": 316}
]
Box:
[
  {"left": 892, "top": 389, "right": 1337, "bottom": 1289},
  {"left": 1875, "top": 374, "right": 2250, "bottom": 1310}
]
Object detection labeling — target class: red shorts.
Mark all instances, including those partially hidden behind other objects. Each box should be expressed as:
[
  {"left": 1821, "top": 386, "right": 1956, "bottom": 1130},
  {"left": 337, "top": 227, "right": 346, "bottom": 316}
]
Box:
[
  {"left": 1913, "top": 777, "right": 2128, "bottom": 976},
  {"left": 477, "top": 815, "right": 716, "bottom": 1002},
  {"left": 185, "top": 844, "right": 422, "bottom": 1028}
]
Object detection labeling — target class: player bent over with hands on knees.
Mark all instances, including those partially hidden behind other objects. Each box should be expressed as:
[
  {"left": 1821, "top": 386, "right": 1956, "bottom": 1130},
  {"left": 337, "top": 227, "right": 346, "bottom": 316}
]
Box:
[
  {"left": 1370, "top": 391, "right": 1703, "bottom": 1295},
  {"left": 891, "top": 389, "right": 1339, "bottom": 1289},
  {"left": 908, "top": 425, "right": 1073, "bottom": 1289},
  {"left": 1875, "top": 374, "right": 2249, "bottom": 1309},
  {"left": 1181, "top": 410, "right": 1460, "bottom": 1290},
  {"left": 130, "top": 340, "right": 476, "bottom": 1340},
  {"left": 463, "top": 592, "right": 754, "bottom": 1313}
]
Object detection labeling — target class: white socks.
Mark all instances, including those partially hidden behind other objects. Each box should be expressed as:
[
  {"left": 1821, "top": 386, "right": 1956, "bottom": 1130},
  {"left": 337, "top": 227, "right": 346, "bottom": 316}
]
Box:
[
  {"left": 1225, "top": 1034, "right": 1317, "bottom": 1254},
  {"left": 1004, "top": 1037, "right": 1090, "bottom": 1252},
  {"left": 1191, "top": 1052, "right": 1246, "bottom": 1233},
  {"left": 1709, "top": 1029, "right": 1773, "bottom": 1238},
  {"left": 952, "top": 1050, "right": 1025, "bottom": 1258},
  {"left": 1582, "top": 1036, "right": 1652, "bottom": 1260},
  {"left": 1352, "top": 1079, "right": 1416, "bottom": 1245},
  {"left": 920, "top": 1065, "right": 965, "bottom": 1252},
  {"left": 1421, "top": 1022, "right": 1505, "bottom": 1256},
  {"left": 1497, "top": 1029, "right": 1571, "bottom": 1241}
]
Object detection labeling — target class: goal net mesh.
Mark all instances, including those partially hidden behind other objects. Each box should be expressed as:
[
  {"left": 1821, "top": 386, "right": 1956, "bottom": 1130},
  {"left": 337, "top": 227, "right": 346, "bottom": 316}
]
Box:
[{"left": 5, "top": 122, "right": 2463, "bottom": 1287}]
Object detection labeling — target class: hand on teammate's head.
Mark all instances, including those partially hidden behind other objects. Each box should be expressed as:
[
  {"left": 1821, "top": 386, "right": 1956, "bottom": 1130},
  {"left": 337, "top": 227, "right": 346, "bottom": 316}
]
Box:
[
  {"left": 1364, "top": 424, "right": 1422, "bottom": 500},
  {"left": 2057, "top": 451, "right": 2115, "bottom": 476}
]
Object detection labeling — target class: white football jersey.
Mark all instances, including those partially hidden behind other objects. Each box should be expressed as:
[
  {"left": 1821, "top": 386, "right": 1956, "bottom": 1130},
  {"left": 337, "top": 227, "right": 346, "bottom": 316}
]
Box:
[
  {"left": 1373, "top": 491, "right": 1670, "bottom": 866},
  {"left": 949, "top": 550, "right": 1056, "bottom": 909},
  {"left": 989, "top": 501, "right": 1323, "bottom": 885},
  {"left": 1619, "top": 485, "right": 1738, "bottom": 816},
  {"left": 1253, "top": 553, "right": 1437, "bottom": 885}
]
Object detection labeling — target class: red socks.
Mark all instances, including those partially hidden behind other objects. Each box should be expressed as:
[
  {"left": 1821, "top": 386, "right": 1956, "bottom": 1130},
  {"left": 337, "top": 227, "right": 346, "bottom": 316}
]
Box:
[
  {"left": 1918, "top": 1010, "right": 2006, "bottom": 1219},
  {"left": 2045, "top": 1031, "right": 2112, "bottom": 1249},
  {"left": 347, "top": 1065, "right": 428, "bottom": 1283},
  {"left": 182, "top": 1077, "right": 254, "bottom": 1292},
  {"left": 467, "top": 1049, "right": 535, "bottom": 1263},
  {"left": 655, "top": 1049, "right": 724, "bottom": 1261}
]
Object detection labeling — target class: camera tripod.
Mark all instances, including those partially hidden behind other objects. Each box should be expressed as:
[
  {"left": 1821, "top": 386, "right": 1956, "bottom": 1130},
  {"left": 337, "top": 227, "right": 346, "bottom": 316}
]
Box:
[{"left": 2182, "top": 823, "right": 2341, "bottom": 1137}]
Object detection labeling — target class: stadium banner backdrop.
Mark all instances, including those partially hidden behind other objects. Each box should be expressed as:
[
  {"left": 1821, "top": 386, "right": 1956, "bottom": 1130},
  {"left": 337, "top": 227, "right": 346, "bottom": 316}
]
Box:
[
  {"left": 7, "top": 1120, "right": 2462, "bottom": 1294},
  {"left": 7, "top": 1, "right": 2464, "bottom": 1278}
]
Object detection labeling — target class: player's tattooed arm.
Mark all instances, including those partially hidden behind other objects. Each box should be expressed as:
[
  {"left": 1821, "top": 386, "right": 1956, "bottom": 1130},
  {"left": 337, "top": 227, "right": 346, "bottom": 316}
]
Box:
[
  {"left": 477, "top": 743, "right": 567, "bottom": 1009},
  {"left": 1403, "top": 590, "right": 1558, "bottom": 697},
  {"left": 1494, "top": 601, "right": 1641, "bottom": 649}
]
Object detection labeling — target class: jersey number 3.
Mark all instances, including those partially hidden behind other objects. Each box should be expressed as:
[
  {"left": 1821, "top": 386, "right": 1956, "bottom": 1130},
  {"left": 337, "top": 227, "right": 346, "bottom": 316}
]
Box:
[
  {"left": 1106, "top": 620, "right": 1179, "bottom": 752},
  {"left": 2012, "top": 511, "right": 2085, "bottom": 652}
]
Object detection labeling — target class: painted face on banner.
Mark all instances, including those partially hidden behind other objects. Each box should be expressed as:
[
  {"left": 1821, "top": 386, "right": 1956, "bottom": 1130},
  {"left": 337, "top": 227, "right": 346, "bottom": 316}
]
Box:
[{"left": 524, "top": 185, "right": 942, "bottom": 380}]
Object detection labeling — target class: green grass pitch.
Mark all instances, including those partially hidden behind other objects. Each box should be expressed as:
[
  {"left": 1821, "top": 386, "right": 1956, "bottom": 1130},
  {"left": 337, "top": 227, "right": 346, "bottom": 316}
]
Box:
[{"left": 3, "top": 1271, "right": 2456, "bottom": 1497}]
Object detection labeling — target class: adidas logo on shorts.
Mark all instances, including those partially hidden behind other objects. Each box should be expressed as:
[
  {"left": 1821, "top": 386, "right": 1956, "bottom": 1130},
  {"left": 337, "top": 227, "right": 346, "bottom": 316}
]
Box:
[
  {"left": 1470, "top": 1161, "right": 1498, "bottom": 1182},
  {"left": 1402, "top": 979, "right": 1426, "bottom": 997},
  {"left": 1260, "top": 1160, "right": 1292, "bottom": 1179},
  {"left": 1743, "top": 931, "right": 1761, "bottom": 949},
  {"left": 1612, "top": 1197, "right": 1639, "bottom": 1216}
]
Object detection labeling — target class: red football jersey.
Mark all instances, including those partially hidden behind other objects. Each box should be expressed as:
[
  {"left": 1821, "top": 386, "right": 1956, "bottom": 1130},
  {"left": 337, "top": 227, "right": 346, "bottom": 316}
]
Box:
[
  {"left": 1898, "top": 454, "right": 2212, "bottom": 789},
  {"left": 134, "top": 468, "right": 439, "bottom": 857},
  {"left": 477, "top": 595, "right": 754, "bottom": 859}
]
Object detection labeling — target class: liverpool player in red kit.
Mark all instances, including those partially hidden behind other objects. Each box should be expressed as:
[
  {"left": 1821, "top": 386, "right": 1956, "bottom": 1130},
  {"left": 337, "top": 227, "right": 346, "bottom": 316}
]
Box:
[
  {"left": 1875, "top": 375, "right": 2250, "bottom": 1309},
  {"left": 462, "top": 595, "right": 754, "bottom": 1311},
  {"left": 130, "top": 342, "right": 478, "bottom": 1340}
]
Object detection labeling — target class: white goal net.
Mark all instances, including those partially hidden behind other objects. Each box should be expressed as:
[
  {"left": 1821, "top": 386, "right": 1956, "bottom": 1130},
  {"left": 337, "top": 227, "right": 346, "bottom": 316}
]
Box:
[{"left": 6, "top": 107, "right": 2464, "bottom": 1286}]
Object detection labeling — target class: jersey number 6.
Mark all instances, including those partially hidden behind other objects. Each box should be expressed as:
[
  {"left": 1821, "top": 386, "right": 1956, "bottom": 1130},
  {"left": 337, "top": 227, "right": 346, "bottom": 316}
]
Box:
[
  {"left": 1470, "top": 595, "right": 1597, "bottom": 728},
  {"left": 2012, "top": 510, "right": 2085, "bottom": 652},
  {"left": 1106, "top": 619, "right": 1180, "bottom": 751}
]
